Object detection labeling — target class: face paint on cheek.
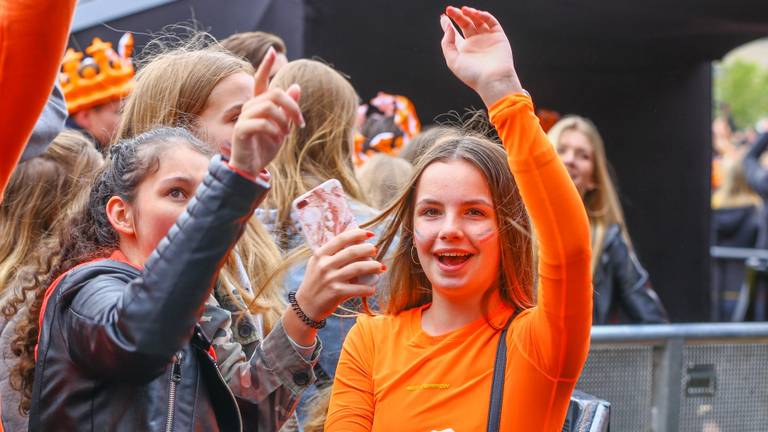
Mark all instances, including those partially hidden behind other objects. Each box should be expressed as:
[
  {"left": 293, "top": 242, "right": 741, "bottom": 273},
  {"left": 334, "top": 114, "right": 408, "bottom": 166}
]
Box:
[
  {"left": 413, "top": 228, "right": 424, "bottom": 240},
  {"left": 475, "top": 227, "right": 497, "bottom": 243}
]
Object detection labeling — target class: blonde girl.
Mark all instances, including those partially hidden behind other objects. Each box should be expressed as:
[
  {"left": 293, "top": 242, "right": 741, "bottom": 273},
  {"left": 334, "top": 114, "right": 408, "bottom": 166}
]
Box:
[{"left": 549, "top": 115, "right": 668, "bottom": 324}]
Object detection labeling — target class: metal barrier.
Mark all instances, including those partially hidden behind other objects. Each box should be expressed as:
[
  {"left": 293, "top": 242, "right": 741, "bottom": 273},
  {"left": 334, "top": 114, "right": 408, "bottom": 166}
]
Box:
[
  {"left": 710, "top": 246, "right": 768, "bottom": 321},
  {"left": 576, "top": 323, "right": 768, "bottom": 431}
]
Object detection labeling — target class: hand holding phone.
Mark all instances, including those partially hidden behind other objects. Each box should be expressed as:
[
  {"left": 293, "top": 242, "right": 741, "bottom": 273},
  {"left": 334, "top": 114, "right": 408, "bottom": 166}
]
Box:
[{"left": 293, "top": 179, "right": 379, "bottom": 286}]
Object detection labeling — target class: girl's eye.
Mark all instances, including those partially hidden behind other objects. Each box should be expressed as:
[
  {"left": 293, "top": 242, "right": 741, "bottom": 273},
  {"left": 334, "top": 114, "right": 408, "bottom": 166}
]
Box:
[
  {"left": 420, "top": 207, "right": 440, "bottom": 217},
  {"left": 467, "top": 208, "right": 486, "bottom": 217},
  {"left": 168, "top": 188, "right": 187, "bottom": 200}
]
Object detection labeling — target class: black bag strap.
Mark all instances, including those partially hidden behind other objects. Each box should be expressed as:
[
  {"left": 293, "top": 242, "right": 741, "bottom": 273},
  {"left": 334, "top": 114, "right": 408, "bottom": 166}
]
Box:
[{"left": 487, "top": 316, "right": 514, "bottom": 432}]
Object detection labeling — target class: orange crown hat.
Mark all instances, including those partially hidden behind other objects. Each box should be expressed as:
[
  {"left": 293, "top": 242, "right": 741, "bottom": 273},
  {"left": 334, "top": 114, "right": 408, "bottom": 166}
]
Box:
[{"left": 60, "top": 33, "right": 135, "bottom": 114}]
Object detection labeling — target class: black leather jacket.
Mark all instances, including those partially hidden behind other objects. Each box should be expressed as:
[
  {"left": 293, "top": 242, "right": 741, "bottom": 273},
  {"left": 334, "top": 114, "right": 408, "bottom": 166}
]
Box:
[
  {"left": 30, "top": 157, "right": 292, "bottom": 431},
  {"left": 593, "top": 224, "right": 669, "bottom": 324}
]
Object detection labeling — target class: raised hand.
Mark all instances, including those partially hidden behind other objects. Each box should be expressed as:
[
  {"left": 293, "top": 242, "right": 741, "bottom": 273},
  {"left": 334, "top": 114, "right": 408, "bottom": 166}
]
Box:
[
  {"left": 440, "top": 6, "right": 524, "bottom": 107},
  {"left": 229, "top": 47, "right": 306, "bottom": 178}
]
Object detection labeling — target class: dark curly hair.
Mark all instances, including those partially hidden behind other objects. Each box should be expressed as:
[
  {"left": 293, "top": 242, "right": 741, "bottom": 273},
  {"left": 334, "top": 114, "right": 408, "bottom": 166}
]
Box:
[{"left": 3, "top": 127, "right": 210, "bottom": 414}]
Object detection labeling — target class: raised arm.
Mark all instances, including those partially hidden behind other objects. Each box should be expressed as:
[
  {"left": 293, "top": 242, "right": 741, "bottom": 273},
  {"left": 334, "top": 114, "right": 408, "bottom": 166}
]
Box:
[
  {"left": 442, "top": 6, "right": 592, "bottom": 377},
  {"left": 66, "top": 157, "right": 271, "bottom": 378},
  {"left": 0, "top": 0, "right": 76, "bottom": 201}
]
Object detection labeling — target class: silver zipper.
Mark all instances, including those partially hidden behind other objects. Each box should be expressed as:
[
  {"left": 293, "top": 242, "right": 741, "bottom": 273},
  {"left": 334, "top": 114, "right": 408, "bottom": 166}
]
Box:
[{"left": 165, "top": 351, "right": 183, "bottom": 432}]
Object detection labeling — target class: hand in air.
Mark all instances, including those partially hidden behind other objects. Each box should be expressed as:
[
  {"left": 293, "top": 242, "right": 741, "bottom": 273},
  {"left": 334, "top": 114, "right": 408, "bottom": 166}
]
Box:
[
  {"left": 295, "top": 229, "right": 383, "bottom": 322},
  {"left": 440, "top": 6, "right": 524, "bottom": 107},
  {"left": 229, "top": 47, "right": 306, "bottom": 178}
]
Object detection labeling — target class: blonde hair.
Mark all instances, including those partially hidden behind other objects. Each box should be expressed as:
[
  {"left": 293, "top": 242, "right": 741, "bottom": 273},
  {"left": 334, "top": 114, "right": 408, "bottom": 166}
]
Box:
[
  {"left": 367, "top": 129, "right": 534, "bottom": 316},
  {"left": 117, "top": 43, "right": 284, "bottom": 331},
  {"left": 267, "top": 59, "right": 366, "bottom": 246},
  {"left": 357, "top": 153, "right": 413, "bottom": 209},
  {"left": 0, "top": 130, "right": 103, "bottom": 296},
  {"left": 116, "top": 45, "right": 253, "bottom": 142},
  {"left": 548, "top": 116, "right": 627, "bottom": 273},
  {"left": 712, "top": 155, "right": 762, "bottom": 209}
]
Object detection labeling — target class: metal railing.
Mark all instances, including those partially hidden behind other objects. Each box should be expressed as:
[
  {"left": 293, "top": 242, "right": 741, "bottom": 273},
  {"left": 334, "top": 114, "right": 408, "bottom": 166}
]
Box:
[
  {"left": 576, "top": 323, "right": 768, "bottom": 431},
  {"left": 710, "top": 246, "right": 768, "bottom": 321}
]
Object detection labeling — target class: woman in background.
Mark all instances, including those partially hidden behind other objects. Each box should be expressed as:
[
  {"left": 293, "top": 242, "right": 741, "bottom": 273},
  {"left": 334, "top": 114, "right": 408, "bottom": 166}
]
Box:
[{"left": 549, "top": 115, "right": 668, "bottom": 324}]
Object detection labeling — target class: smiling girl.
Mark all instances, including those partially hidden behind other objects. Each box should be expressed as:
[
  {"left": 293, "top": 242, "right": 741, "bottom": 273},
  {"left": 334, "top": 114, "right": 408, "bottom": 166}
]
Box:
[{"left": 325, "top": 6, "right": 592, "bottom": 431}]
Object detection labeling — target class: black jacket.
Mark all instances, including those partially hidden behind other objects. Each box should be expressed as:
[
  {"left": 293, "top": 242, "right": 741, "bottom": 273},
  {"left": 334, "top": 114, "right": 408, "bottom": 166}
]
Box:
[
  {"left": 711, "top": 205, "right": 762, "bottom": 249},
  {"left": 592, "top": 224, "right": 669, "bottom": 324},
  {"left": 744, "top": 133, "right": 768, "bottom": 204},
  {"left": 30, "top": 157, "right": 269, "bottom": 431}
]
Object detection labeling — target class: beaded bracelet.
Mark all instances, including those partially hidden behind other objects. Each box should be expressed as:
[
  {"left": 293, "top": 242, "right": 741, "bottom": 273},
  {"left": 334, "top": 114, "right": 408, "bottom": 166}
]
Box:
[{"left": 288, "top": 292, "right": 326, "bottom": 329}]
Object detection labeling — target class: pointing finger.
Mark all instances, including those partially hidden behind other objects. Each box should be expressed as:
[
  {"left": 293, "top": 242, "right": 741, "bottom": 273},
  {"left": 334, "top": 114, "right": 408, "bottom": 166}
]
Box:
[{"left": 254, "top": 47, "right": 276, "bottom": 96}]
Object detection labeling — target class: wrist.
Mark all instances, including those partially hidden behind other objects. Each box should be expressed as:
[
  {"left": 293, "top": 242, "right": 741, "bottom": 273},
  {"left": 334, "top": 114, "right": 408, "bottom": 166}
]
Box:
[
  {"left": 282, "top": 310, "right": 318, "bottom": 347},
  {"left": 478, "top": 76, "right": 524, "bottom": 108},
  {"left": 289, "top": 291, "right": 326, "bottom": 329},
  {"left": 226, "top": 161, "right": 271, "bottom": 186}
]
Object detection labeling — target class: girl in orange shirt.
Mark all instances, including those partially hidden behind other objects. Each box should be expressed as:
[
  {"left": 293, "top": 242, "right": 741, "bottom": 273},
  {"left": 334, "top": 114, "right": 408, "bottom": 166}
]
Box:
[{"left": 324, "top": 6, "right": 592, "bottom": 431}]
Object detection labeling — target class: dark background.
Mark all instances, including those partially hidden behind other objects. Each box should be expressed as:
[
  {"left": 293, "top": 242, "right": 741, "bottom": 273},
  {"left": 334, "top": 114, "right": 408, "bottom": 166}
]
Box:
[{"left": 75, "top": 0, "right": 768, "bottom": 321}]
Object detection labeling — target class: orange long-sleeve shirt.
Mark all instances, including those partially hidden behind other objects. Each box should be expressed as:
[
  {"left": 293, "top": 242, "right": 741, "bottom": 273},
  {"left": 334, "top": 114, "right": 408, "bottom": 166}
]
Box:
[
  {"left": 326, "top": 93, "right": 593, "bottom": 431},
  {"left": 0, "top": 0, "right": 76, "bottom": 202}
]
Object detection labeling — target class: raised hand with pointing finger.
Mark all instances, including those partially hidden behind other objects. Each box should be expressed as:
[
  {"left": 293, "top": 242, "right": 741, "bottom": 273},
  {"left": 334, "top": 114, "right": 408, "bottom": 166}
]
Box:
[{"left": 229, "top": 47, "right": 306, "bottom": 178}]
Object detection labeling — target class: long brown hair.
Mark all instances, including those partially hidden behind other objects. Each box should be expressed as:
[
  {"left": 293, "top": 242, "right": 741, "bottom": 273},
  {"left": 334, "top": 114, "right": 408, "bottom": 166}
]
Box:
[
  {"left": 368, "top": 129, "right": 535, "bottom": 316},
  {"left": 267, "top": 59, "right": 366, "bottom": 247},
  {"left": 116, "top": 43, "right": 285, "bottom": 331},
  {"left": 0, "top": 130, "right": 103, "bottom": 297},
  {"left": 548, "top": 116, "right": 627, "bottom": 273},
  {"left": 5, "top": 128, "right": 210, "bottom": 414}
]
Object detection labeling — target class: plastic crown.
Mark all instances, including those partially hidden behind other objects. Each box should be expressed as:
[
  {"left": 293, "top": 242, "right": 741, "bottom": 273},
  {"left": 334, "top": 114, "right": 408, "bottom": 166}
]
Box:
[{"left": 60, "top": 33, "right": 135, "bottom": 114}]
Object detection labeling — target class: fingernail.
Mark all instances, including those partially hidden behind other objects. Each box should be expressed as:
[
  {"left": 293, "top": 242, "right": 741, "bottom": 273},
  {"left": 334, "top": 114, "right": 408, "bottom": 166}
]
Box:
[
  {"left": 381, "top": 264, "right": 387, "bottom": 272},
  {"left": 366, "top": 231, "right": 375, "bottom": 238},
  {"left": 299, "top": 114, "right": 306, "bottom": 129}
]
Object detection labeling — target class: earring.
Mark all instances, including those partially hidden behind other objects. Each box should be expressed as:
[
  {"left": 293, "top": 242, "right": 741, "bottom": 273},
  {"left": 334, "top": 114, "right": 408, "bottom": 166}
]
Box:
[{"left": 410, "top": 244, "right": 420, "bottom": 266}]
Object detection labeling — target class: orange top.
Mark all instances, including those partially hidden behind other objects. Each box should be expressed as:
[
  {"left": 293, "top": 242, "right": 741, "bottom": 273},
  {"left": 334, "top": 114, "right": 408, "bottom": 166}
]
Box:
[
  {"left": 326, "top": 93, "right": 593, "bottom": 431},
  {"left": 0, "top": 0, "right": 77, "bottom": 202}
]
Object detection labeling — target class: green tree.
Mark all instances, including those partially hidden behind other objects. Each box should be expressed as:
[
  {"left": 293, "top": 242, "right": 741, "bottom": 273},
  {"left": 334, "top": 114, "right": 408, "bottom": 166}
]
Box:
[{"left": 714, "top": 60, "right": 768, "bottom": 129}]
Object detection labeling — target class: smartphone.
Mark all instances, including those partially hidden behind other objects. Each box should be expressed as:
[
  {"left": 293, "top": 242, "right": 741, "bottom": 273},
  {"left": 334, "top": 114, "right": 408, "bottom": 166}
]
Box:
[{"left": 292, "top": 179, "right": 377, "bottom": 285}]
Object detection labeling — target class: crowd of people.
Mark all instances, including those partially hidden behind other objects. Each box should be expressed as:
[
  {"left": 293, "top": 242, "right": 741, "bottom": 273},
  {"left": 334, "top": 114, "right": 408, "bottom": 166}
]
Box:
[
  {"left": 711, "top": 108, "right": 768, "bottom": 320},
  {"left": 0, "top": 1, "right": 685, "bottom": 431}
]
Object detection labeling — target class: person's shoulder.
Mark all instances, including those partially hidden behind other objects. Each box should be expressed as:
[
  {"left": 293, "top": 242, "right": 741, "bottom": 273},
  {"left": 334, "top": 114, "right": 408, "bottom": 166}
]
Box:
[{"left": 354, "top": 309, "right": 416, "bottom": 336}]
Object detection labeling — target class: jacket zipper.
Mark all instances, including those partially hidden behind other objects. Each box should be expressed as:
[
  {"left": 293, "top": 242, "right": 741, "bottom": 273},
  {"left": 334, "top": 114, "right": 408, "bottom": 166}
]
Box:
[{"left": 165, "top": 351, "right": 183, "bottom": 432}]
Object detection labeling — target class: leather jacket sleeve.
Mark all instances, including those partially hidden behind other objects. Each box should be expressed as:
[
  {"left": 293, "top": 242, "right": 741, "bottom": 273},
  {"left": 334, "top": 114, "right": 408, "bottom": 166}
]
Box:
[
  {"left": 744, "top": 133, "right": 768, "bottom": 199},
  {"left": 65, "top": 156, "right": 269, "bottom": 381},
  {"left": 607, "top": 231, "right": 669, "bottom": 324}
]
